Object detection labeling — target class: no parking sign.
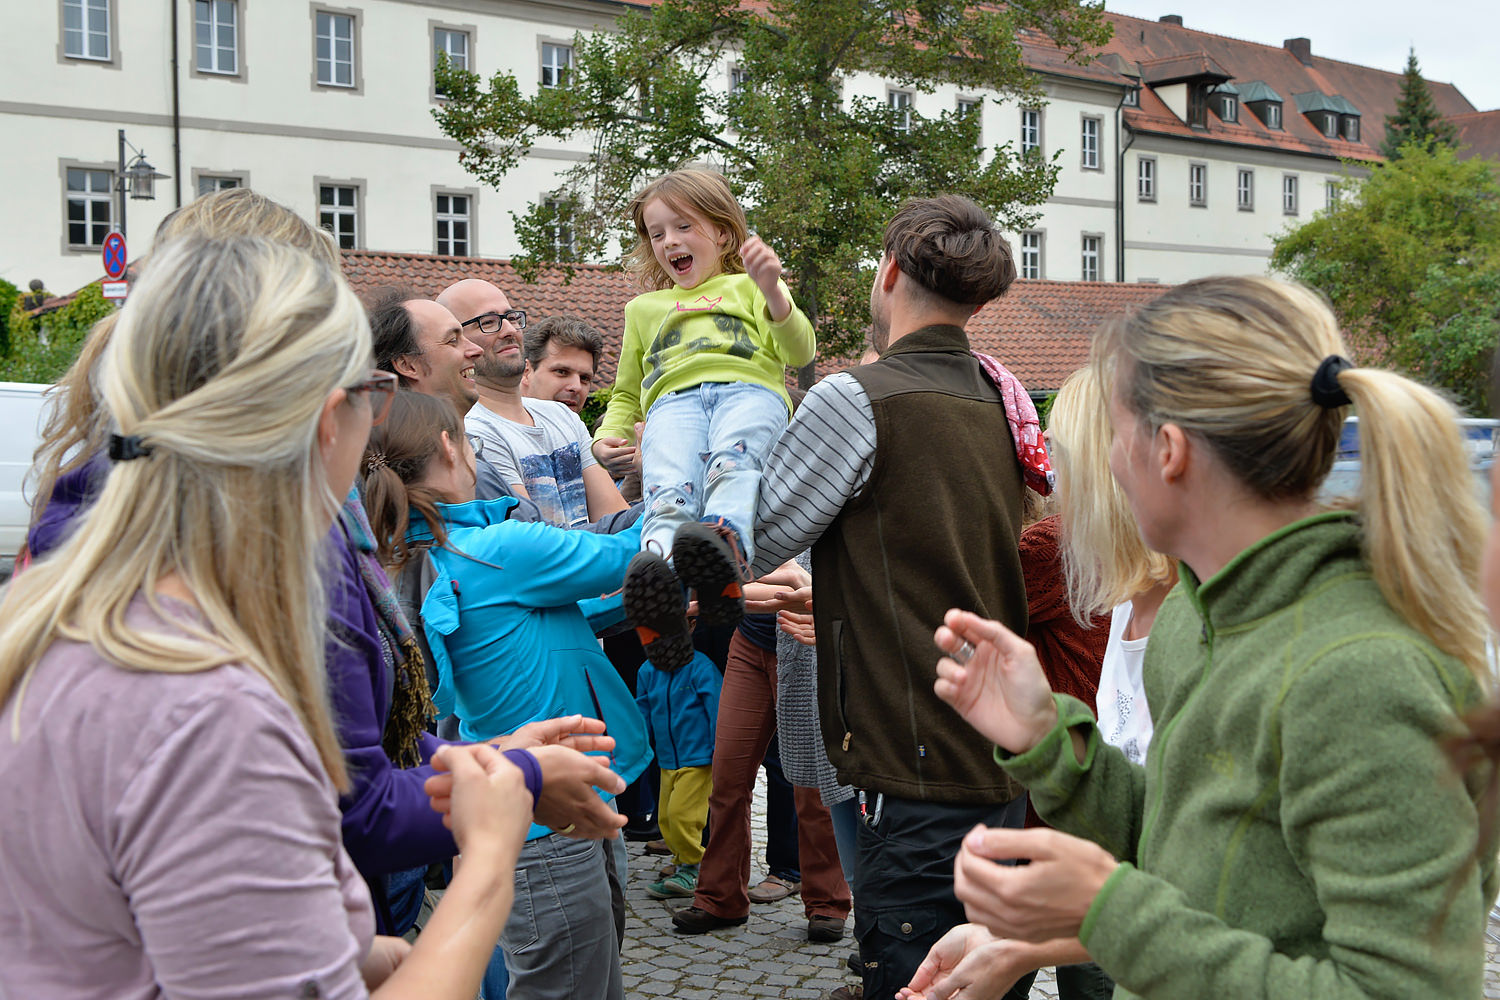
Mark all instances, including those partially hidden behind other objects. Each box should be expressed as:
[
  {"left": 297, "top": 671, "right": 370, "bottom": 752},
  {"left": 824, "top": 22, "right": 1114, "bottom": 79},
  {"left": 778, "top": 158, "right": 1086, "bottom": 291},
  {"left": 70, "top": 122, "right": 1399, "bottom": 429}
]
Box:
[{"left": 102, "top": 232, "right": 128, "bottom": 300}]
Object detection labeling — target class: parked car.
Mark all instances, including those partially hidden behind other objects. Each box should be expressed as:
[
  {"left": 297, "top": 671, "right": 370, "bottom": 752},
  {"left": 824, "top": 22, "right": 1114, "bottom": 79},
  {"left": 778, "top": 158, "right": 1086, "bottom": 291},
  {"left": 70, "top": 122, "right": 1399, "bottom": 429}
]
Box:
[
  {"left": 0, "top": 382, "right": 49, "bottom": 580},
  {"left": 1320, "top": 416, "right": 1496, "bottom": 505}
]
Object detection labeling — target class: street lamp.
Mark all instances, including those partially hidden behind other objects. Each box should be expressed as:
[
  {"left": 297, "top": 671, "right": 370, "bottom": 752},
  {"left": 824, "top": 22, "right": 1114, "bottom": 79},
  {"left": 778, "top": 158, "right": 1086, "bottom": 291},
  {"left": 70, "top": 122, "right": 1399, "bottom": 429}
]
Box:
[{"left": 115, "top": 129, "right": 171, "bottom": 242}]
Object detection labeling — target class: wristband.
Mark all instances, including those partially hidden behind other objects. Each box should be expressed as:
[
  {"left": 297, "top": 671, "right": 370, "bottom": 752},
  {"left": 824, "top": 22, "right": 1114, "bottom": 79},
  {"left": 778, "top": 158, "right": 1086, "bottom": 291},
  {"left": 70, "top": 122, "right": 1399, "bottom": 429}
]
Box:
[{"left": 502, "top": 748, "right": 543, "bottom": 811}]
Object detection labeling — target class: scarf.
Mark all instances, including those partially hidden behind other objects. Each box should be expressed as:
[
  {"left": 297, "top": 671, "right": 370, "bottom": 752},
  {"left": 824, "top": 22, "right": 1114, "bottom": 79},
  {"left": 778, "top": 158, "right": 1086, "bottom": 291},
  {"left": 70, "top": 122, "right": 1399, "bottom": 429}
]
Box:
[
  {"left": 341, "top": 487, "right": 435, "bottom": 768},
  {"left": 971, "top": 351, "right": 1054, "bottom": 496}
]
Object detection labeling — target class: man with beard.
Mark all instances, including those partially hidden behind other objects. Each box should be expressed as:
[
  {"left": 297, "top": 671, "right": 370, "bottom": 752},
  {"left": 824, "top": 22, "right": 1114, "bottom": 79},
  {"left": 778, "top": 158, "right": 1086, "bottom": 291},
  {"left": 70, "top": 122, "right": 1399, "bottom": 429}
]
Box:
[
  {"left": 749, "top": 196, "right": 1032, "bottom": 1000},
  {"left": 437, "top": 279, "right": 628, "bottom": 529}
]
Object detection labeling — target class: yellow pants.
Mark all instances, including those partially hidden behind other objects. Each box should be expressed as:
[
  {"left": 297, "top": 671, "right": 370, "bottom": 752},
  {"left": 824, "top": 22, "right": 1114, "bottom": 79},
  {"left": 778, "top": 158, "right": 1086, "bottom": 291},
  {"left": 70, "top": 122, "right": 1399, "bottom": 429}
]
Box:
[{"left": 659, "top": 764, "right": 712, "bottom": 865}]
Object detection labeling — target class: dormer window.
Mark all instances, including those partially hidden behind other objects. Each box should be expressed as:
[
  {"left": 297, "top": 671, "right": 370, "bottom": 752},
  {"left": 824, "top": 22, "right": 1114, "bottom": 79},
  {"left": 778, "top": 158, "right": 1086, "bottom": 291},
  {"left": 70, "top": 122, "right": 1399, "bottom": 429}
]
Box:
[
  {"left": 1123, "top": 86, "right": 1139, "bottom": 107},
  {"left": 1210, "top": 83, "right": 1239, "bottom": 123},
  {"left": 1319, "top": 111, "right": 1338, "bottom": 138},
  {"left": 1239, "top": 81, "right": 1284, "bottom": 130},
  {"left": 1295, "top": 92, "right": 1360, "bottom": 142},
  {"left": 1341, "top": 115, "right": 1360, "bottom": 142},
  {"left": 1187, "top": 83, "right": 1208, "bottom": 127}
]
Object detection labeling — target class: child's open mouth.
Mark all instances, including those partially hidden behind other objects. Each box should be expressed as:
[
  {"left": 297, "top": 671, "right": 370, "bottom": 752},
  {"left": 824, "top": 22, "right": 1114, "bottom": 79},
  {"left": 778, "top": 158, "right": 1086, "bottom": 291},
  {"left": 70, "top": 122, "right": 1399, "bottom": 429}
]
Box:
[{"left": 669, "top": 252, "right": 693, "bottom": 275}]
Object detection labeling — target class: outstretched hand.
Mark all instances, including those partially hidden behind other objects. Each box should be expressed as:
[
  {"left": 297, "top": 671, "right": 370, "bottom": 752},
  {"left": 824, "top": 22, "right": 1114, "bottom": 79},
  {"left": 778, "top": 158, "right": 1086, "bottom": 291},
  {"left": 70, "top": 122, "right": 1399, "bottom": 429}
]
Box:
[
  {"left": 741, "top": 235, "right": 791, "bottom": 322},
  {"left": 501, "top": 714, "right": 616, "bottom": 755},
  {"left": 424, "top": 743, "right": 532, "bottom": 857},
  {"left": 933, "top": 609, "right": 1058, "bottom": 755},
  {"left": 897, "top": 923, "right": 1022, "bottom": 1000},
  {"left": 529, "top": 744, "right": 628, "bottom": 839}
]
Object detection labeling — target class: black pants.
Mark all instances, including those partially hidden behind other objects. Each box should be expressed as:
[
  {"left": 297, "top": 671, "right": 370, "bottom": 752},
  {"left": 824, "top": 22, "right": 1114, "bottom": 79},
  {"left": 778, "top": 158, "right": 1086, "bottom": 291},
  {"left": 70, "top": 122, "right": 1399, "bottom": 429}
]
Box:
[
  {"left": 1056, "top": 961, "right": 1115, "bottom": 1000},
  {"left": 853, "top": 792, "right": 1031, "bottom": 1000}
]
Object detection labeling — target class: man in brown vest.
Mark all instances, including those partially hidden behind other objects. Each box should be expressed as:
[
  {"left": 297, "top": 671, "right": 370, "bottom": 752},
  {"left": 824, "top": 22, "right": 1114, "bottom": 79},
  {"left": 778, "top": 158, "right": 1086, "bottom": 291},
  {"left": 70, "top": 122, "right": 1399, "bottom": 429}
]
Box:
[{"left": 749, "top": 195, "right": 1031, "bottom": 1000}]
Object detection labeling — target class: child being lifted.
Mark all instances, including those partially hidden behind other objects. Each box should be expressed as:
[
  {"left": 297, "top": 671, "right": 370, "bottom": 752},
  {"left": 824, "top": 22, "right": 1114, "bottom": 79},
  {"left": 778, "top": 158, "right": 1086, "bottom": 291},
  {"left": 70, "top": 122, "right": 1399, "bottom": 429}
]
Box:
[{"left": 593, "top": 167, "right": 815, "bottom": 670}]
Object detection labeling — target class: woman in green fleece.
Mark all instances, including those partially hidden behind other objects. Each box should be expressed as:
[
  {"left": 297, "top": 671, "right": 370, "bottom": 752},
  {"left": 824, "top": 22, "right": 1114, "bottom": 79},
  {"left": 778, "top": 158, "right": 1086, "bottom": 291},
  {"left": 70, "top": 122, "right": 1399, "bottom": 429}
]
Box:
[{"left": 926, "top": 275, "right": 1498, "bottom": 999}]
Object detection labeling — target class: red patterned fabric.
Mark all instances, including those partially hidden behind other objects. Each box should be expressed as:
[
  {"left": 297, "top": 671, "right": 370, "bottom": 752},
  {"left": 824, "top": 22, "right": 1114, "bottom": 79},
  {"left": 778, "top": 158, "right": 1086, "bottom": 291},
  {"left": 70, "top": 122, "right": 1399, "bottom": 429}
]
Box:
[{"left": 971, "top": 351, "right": 1053, "bottom": 495}]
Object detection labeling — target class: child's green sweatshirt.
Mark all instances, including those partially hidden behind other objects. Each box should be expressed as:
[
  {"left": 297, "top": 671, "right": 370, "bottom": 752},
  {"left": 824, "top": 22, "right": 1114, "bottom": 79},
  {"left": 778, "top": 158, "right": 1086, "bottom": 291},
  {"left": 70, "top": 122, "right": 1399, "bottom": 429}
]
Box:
[
  {"left": 594, "top": 272, "right": 815, "bottom": 443},
  {"left": 1002, "top": 511, "right": 1498, "bottom": 999}
]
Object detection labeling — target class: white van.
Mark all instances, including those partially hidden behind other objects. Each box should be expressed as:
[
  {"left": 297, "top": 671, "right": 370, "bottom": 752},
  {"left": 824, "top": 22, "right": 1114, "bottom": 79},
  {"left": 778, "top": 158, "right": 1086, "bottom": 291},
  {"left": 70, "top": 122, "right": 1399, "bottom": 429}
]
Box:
[{"left": 0, "top": 382, "right": 49, "bottom": 578}]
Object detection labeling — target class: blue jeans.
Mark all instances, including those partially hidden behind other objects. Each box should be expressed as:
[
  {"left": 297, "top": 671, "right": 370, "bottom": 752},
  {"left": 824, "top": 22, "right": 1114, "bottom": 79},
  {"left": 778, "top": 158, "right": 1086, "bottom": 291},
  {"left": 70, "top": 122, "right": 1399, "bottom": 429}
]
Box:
[
  {"left": 641, "top": 381, "right": 788, "bottom": 566},
  {"left": 502, "top": 833, "right": 622, "bottom": 1000}
]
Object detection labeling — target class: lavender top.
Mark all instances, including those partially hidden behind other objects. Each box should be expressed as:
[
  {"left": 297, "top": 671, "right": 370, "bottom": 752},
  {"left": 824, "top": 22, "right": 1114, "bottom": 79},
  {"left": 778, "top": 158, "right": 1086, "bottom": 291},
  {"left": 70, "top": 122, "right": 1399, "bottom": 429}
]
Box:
[{"left": 0, "top": 595, "right": 375, "bottom": 999}]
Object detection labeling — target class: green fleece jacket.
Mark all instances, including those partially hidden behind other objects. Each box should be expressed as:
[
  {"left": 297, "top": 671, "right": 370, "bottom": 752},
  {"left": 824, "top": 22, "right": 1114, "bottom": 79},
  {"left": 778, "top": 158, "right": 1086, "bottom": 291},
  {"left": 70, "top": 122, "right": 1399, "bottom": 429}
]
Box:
[{"left": 1002, "top": 512, "right": 1498, "bottom": 999}]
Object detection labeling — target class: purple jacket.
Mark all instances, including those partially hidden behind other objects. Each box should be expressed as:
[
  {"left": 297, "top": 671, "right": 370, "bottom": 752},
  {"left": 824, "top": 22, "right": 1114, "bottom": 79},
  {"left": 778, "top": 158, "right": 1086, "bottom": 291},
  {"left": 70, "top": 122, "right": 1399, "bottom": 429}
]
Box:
[
  {"left": 26, "top": 453, "right": 108, "bottom": 560},
  {"left": 326, "top": 518, "right": 456, "bottom": 877}
]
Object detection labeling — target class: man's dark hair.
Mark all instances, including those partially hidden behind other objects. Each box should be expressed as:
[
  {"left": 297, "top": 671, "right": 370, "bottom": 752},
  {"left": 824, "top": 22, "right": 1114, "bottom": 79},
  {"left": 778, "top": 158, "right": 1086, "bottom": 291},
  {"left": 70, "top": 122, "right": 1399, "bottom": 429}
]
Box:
[
  {"left": 366, "top": 286, "right": 420, "bottom": 387},
  {"left": 524, "top": 315, "right": 604, "bottom": 372},
  {"left": 881, "top": 195, "right": 1015, "bottom": 306}
]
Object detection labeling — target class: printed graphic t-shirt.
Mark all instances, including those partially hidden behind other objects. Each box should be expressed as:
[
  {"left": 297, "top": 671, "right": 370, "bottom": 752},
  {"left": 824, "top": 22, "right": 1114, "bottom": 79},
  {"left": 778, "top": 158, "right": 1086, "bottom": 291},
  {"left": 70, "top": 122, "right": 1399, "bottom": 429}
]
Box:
[{"left": 467, "top": 398, "right": 597, "bottom": 529}]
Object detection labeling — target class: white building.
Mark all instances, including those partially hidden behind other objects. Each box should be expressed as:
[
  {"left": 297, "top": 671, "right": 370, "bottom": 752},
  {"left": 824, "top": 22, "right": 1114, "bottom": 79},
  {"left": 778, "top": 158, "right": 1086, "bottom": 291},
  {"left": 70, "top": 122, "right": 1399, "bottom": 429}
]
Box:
[{"left": 1, "top": 2, "right": 1481, "bottom": 294}]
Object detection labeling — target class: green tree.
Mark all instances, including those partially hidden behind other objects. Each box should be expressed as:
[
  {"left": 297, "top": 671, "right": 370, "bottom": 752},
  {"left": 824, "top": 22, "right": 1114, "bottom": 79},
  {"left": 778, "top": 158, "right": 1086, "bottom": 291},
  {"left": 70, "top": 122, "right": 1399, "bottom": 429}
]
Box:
[
  {"left": 1271, "top": 143, "right": 1500, "bottom": 412},
  {"left": 433, "top": 0, "right": 1111, "bottom": 365},
  {"left": 0, "top": 286, "right": 115, "bottom": 384},
  {"left": 1381, "top": 49, "right": 1458, "bottom": 160},
  {"left": 0, "top": 278, "right": 18, "bottom": 358}
]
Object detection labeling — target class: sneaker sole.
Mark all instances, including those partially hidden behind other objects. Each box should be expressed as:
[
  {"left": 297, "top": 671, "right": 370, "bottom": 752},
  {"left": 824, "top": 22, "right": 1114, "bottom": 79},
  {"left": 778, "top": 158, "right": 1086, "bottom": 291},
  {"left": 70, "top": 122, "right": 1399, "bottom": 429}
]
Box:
[
  {"left": 672, "top": 525, "right": 745, "bottom": 627},
  {"left": 622, "top": 552, "right": 695, "bottom": 670},
  {"left": 646, "top": 883, "right": 697, "bottom": 900}
]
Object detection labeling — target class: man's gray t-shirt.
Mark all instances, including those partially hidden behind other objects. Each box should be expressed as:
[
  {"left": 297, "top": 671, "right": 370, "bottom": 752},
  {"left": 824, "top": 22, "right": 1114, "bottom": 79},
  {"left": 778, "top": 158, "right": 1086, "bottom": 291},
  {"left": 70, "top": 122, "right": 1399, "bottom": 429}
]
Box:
[{"left": 466, "top": 398, "right": 597, "bottom": 529}]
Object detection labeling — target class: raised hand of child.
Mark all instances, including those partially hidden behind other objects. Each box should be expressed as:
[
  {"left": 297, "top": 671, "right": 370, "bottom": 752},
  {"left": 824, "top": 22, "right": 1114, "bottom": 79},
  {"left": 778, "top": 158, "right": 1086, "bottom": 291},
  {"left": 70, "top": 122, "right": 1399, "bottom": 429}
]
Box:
[{"left": 741, "top": 234, "right": 792, "bottom": 322}]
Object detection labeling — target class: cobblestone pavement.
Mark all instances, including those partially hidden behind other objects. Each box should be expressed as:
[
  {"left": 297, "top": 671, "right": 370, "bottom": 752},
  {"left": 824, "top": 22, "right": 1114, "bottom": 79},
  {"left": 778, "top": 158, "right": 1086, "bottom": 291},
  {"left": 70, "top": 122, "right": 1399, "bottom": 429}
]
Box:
[{"left": 618, "top": 772, "right": 1500, "bottom": 999}]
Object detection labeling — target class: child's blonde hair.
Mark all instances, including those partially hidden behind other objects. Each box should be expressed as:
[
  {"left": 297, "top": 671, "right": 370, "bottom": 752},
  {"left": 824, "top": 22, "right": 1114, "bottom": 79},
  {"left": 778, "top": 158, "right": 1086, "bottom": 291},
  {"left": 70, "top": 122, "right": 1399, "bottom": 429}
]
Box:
[
  {"left": 1049, "top": 365, "right": 1174, "bottom": 625},
  {"left": 624, "top": 168, "right": 749, "bottom": 292},
  {"left": 1099, "top": 274, "right": 1489, "bottom": 678}
]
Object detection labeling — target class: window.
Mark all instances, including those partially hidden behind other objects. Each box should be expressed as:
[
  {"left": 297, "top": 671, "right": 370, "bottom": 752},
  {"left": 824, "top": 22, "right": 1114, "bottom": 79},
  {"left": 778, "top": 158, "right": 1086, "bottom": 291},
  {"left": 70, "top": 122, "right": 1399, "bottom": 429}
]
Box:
[
  {"left": 1215, "top": 92, "right": 1237, "bottom": 123},
  {"left": 545, "top": 197, "right": 576, "bottom": 259},
  {"left": 1019, "top": 231, "right": 1042, "bottom": 280},
  {"left": 1326, "top": 179, "right": 1340, "bottom": 209},
  {"left": 1122, "top": 86, "right": 1139, "bottom": 107},
  {"left": 1341, "top": 116, "right": 1360, "bottom": 142},
  {"left": 63, "top": 0, "right": 111, "bottom": 61},
  {"left": 1080, "top": 116, "right": 1100, "bottom": 169},
  {"left": 1282, "top": 174, "right": 1299, "bottom": 215},
  {"left": 1081, "top": 235, "right": 1101, "bottom": 282},
  {"left": 318, "top": 183, "right": 359, "bottom": 249},
  {"left": 432, "top": 26, "right": 469, "bottom": 98},
  {"left": 1237, "top": 168, "right": 1254, "bottom": 211},
  {"left": 540, "top": 42, "right": 571, "bottom": 88},
  {"left": 956, "top": 97, "right": 981, "bottom": 144},
  {"left": 64, "top": 166, "right": 114, "bottom": 248},
  {"left": 196, "top": 174, "right": 241, "bottom": 196},
  {"left": 194, "top": 1, "right": 237, "bottom": 75},
  {"left": 1264, "top": 103, "right": 1281, "bottom": 129},
  {"left": 1188, "top": 162, "right": 1207, "bottom": 207},
  {"left": 1187, "top": 84, "right": 1207, "bottom": 128},
  {"left": 1020, "top": 108, "right": 1040, "bottom": 155},
  {"left": 435, "top": 193, "right": 470, "bottom": 256},
  {"left": 729, "top": 64, "right": 748, "bottom": 93},
  {"left": 1319, "top": 111, "right": 1338, "bottom": 138},
  {"left": 1136, "top": 156, "right": 1155, "bottom": 201},
  {"left": 888, "top": 89, "right": 913, "bottom": 132},
  {"left": 315, "top": 9, "right": 356, "bottom": 88}
]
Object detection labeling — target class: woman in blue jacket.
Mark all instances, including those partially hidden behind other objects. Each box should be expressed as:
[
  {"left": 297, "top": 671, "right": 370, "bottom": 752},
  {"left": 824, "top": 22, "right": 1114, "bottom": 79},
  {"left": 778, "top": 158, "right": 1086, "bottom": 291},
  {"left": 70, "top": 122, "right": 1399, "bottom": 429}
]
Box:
[{"left": 364, "top": 390, "right": 649, "bottom": 1000}]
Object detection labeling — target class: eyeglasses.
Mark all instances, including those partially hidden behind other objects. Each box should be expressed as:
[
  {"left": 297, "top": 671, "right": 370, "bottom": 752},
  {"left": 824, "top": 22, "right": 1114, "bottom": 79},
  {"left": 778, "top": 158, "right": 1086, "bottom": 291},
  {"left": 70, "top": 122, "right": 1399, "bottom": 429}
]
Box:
[
  {"left": 461, "top": 310, "right": 527, "bottom": 336},
  {"left": 465, "top": 433, "right": 485, "bottom": 459},
  {"left": 345, "top": 369, "right": 398, "bottom": 426}
]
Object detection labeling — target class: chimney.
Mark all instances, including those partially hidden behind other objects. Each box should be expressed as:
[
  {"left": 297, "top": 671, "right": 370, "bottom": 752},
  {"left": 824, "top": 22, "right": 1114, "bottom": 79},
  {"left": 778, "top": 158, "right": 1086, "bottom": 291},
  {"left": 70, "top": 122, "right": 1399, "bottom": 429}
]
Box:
[
  {"left": 1159, "top": 14, "right": 1183, "bottom": 25},
  {"left": 1284, "top": 37, "right": 1313, "bottom": 65}
]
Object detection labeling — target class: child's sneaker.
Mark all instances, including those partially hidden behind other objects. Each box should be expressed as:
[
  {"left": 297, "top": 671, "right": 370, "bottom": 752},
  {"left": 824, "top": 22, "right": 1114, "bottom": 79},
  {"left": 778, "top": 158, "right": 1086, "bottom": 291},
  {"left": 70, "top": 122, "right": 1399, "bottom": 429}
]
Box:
[
  {"left": 672, "top": 519, "right": 749, "bottom": 626},
  {"left": 646, "top": 864, "right": 699, "bottom": 900},
  {"left": 622, "top": 550, "right": 695, "bottom": 670}
]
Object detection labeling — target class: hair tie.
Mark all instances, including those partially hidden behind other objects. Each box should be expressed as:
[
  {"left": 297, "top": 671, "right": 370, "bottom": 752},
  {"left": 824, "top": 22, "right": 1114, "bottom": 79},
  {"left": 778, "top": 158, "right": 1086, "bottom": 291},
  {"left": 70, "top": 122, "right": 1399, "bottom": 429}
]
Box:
[
  {"left": 1310, "top": 355, "right": 1354, "bottom": 409},
  {"left": 107, "top": 434, "right": 153, "bottom": 462},
  {"left": 364, "top": 453, "right": 390, "bottom": 473}
]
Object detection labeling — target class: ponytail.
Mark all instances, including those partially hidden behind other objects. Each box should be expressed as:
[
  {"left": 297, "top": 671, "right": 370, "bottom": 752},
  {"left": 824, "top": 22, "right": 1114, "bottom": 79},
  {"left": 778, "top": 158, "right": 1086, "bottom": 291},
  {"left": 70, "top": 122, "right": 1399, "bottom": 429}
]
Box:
[
  {"left": 362, "top": 391, "right": 462, "bottom": 573},
  {"left": 1339, "top": 368, "right": 1489, "bottom": 675}
]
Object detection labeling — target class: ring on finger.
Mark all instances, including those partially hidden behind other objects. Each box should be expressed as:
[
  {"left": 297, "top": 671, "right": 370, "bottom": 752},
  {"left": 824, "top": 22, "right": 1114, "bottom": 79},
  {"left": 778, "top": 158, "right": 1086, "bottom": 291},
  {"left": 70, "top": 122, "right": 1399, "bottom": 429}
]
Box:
[
  {"left": 952, "top": 640, "right": 977, "bottom": 665},
  {"left": 558, "top": 823, "right": 577, "bottom": 835}
]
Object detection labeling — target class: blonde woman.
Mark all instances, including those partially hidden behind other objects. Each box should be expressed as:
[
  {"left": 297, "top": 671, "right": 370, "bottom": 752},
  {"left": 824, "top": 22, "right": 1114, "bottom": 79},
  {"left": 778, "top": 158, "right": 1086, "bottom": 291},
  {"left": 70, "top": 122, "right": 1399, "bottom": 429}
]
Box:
[
  {"left": 0, "top": 236, "right": 530, "bottom": 998},
  {"left": 933, "top": 276, "right": 1497, "bottom": 998},
  {"left": 26, "top": 187, "right": 342, "bottom": 560}
]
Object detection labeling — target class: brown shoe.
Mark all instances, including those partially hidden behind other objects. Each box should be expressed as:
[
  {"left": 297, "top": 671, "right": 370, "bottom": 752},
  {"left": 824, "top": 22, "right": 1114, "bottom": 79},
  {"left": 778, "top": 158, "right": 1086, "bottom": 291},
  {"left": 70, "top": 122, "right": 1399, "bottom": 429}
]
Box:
[
  {"left": 807, "top": 914, "right": 846, "bottom": 942},
  {"left": 644, "top": 839, "right": 671, "bottom": 855},
  {"left": 748, "top": 874, "right": 801, "bottom": 903},
  {"left": 658, "top": 861, "right": 677, "bottom": 878},
  {"left": 671, "top": 905, "right": 748, "bottom": 934},
  {"left": 823, "top": 987, "right": 862, "bottom": 1000}
]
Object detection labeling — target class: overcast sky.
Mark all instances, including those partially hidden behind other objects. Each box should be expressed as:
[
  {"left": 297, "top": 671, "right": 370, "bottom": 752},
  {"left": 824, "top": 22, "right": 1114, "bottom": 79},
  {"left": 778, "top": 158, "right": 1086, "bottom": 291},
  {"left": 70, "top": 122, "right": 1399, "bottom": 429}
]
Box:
[{"left": 1103, "top": 0, "right": 1499, "bottom": 112}]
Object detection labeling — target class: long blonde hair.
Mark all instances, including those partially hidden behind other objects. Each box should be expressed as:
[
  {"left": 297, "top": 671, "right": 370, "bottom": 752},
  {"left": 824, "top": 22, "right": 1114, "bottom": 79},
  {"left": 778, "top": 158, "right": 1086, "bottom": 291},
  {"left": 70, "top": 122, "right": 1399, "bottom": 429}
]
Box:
[
  {"left": 29, "top": 188, "right": 340, "bottom": 534},
  {"left": 1099, "top": 275, "right": 1488, "bottom": 676},
  {"left": 1050, "top": 365, "right": 1174, "bottom": 624},
  {"left": 0, "top": 236, "right": 369, "bottom": 790},
  {"left": 624, "top": 168, "right": 748, "bottom": 292}
]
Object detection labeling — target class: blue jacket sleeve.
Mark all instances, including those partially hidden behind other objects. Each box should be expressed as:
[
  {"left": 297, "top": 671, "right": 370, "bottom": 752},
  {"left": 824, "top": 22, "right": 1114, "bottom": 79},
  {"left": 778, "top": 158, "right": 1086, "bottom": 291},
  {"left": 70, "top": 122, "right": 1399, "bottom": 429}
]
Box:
[
  {"left": 325, "top": 529, "right": 457, "bottom": 877},
  {"left": 489, "top": 519, "right": 643, "bottom": 608}
]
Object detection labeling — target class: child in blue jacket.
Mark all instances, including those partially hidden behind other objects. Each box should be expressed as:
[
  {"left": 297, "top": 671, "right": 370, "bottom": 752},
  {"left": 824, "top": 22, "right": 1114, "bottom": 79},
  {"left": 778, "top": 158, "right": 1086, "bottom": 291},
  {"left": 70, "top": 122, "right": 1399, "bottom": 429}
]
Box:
[{"left": 636, "top": 649, "right": 722, "bottom": 898}]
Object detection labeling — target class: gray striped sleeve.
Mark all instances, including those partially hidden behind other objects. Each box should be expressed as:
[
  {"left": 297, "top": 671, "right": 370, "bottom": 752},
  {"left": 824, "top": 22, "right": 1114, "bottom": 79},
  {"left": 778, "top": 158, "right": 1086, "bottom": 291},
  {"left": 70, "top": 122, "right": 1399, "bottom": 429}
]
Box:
[{"left": 752, "top": 371, "right": 875, "bottom": 575}]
